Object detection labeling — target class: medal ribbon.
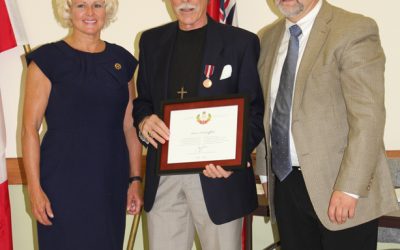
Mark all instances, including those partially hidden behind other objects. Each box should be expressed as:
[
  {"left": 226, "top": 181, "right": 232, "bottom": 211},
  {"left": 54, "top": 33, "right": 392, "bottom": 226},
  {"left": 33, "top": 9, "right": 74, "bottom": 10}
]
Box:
[{"left": 204, "top": 65, "right": 215, "bottom": 79}]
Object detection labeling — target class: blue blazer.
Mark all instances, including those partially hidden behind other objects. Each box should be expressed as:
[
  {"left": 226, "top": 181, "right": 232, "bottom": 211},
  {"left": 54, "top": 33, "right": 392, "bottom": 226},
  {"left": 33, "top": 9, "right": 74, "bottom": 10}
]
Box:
[{"left": 133, "top": 18, "right": 264, "bottom": 224}]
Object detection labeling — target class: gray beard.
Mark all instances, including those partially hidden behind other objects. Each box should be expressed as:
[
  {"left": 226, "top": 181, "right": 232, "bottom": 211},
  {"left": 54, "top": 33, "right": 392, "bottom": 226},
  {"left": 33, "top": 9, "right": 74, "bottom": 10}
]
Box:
[{"left": 276, "top": 0, "right": 305, "bottom": 18}]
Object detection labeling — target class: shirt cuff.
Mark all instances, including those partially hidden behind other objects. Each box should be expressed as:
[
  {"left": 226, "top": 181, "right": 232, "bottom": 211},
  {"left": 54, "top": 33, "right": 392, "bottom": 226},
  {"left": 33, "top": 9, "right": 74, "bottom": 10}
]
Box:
[
  {"left": 259, "top": 175, "right": 267, "bottom": 184},
  {"left": 343, "top": 192, "right": 359, "bottom": 199}
]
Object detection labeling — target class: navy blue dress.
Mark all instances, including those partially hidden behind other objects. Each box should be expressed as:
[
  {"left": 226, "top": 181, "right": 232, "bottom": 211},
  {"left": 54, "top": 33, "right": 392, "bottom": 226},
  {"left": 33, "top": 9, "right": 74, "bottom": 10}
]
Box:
[{"left": 26, "top": 40, "right": 137, "bottom": 250}]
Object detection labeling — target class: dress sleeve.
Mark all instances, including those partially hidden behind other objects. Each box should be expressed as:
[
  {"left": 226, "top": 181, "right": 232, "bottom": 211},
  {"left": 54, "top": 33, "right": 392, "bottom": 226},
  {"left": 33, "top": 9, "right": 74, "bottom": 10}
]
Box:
[
  {"left": 125, "top": 52, "right": 138, "bottom": 82},
  {"left": 25, "top": 44, "right": 55, "bottom": 81}
]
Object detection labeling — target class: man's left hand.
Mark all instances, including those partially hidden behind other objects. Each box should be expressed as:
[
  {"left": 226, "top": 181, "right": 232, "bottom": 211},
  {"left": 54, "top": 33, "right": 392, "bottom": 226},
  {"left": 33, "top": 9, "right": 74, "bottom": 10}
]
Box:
[
  {"left": 203, "top": 162, "right": 251, "bottom": 179},
  {"left": 203, "top": 164, "right": 233, "bottom": 179},
  {"left": 328, "top": 191, "right": 358, "bottom": 224}
]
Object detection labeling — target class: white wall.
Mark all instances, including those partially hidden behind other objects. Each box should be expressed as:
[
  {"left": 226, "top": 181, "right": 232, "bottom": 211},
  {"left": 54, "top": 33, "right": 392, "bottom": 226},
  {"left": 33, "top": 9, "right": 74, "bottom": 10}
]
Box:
[
  {"left": 1, "top": 0, "right": 399, "bottom": 158},
  {"left": 2, "top": 0, "right": 400, "bottom": 249}
]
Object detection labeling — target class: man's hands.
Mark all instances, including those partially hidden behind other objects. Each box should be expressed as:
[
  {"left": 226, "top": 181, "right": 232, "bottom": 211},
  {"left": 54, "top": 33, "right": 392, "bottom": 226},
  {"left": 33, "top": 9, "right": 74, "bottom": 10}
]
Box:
[
  {"left": 139, "top": 115, "right": 170, "bottom": 148},
  {"left": 140, "top": 114, "right": 253, "bottom": 181},
  {"left": 203, "top": 162, "right": 251, "bottom": 179},
  {"left": 328, "top": 191, "right": 358, "bottom": 224},
  {"left": 203, "top": 164, "right": 233, "bottom": 178}
]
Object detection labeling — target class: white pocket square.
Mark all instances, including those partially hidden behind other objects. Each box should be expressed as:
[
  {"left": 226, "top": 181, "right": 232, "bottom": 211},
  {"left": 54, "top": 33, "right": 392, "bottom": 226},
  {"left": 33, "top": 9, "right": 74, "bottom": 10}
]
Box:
[{"left": 220, "top": 65, "right": 232, "bottom": 80}]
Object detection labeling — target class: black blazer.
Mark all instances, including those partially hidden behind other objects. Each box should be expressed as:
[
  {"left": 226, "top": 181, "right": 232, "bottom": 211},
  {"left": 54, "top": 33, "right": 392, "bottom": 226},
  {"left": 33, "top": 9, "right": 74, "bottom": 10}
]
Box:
[{"left": 133, "top": 18, "right": 264, "bottom": 224}]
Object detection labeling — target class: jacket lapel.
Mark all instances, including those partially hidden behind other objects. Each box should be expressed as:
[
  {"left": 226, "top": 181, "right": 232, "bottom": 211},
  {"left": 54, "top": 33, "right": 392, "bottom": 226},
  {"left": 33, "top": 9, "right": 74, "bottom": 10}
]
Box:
[
  {"left": 259, "top": 21, "right": 286, "bottom": 222},
  {"left": 259, "top": 20, "right": 286, "bottom": 137},
  {"left": 292, "top": 2, "right": 333, "bottom": 118},
  {"left": 156, "top": 22, "right": 178, "bottom": 100}
]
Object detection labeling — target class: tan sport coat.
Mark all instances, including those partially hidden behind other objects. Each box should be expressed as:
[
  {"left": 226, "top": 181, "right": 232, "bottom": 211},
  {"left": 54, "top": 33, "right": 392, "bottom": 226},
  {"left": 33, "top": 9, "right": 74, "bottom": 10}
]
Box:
[{"left": 255, "top": 1, "right": 399, "bottom": 230}]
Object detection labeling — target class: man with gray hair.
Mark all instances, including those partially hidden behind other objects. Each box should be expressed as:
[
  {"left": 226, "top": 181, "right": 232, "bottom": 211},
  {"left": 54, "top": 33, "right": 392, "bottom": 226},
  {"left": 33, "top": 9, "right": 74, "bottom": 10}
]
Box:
[
  {"left": 256, "top": 0, "right": 399, "bottom": 249},
  {"left": 133, "top": 0, "right": 264, "bottom": 249}
]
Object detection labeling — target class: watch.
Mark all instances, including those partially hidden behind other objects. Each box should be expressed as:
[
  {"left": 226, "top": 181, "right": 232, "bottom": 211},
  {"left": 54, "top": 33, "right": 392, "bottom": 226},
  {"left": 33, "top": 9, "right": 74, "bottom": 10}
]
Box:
[{"left": 129, "top": 176, "right": 142, "bottom": 184}]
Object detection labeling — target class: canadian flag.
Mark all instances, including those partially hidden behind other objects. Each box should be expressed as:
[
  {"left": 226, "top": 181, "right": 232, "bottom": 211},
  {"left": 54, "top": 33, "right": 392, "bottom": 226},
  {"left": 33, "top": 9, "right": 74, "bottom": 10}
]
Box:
[
  {"left": 0, "top": 0, "right": 27, "bottom": 249},
  {"left": 0, "top": 0, "right": 28, "bottom": 53}
]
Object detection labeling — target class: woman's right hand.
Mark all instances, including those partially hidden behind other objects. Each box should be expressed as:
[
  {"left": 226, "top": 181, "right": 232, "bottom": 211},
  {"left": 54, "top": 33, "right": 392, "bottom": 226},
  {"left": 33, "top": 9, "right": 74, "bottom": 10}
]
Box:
[{"left": 28, "top": 185, "right": 54, "bottom": 226}]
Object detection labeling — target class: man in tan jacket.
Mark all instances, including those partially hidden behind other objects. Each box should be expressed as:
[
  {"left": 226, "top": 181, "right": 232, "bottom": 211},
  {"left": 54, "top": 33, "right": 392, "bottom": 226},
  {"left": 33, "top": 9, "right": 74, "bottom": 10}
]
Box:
[{"left": 256, "top": 0, "right": 399, "bottom": 249}]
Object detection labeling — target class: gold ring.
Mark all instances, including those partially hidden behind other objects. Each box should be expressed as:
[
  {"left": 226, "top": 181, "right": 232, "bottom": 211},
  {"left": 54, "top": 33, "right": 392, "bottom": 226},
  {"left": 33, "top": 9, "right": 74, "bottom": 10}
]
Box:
[{"left": 147, "top": 131, "right": 152, "bottom": 138}]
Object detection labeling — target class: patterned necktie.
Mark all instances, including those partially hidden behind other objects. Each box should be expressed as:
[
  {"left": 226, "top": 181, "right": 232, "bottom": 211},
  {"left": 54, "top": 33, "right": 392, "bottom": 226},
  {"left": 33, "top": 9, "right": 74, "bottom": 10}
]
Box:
[{"left": 271, "top": 24, "right": 302, "bottom": 181}]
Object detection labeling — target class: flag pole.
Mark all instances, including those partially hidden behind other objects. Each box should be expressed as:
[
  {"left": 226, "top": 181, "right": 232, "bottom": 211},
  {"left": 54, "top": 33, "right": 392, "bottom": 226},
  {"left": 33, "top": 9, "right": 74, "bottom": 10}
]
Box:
[
  {"left": 126, "top": 176, "right": 144, "bottom": 250},
  {"left": 126, "top": 211, "right": 141, "bottom": 250},
  {"left": 23, "top": 44, "right": 31, "bottom": 54},
  {"left": 127, "top": 156, "right": 144, "bottom": 250}
]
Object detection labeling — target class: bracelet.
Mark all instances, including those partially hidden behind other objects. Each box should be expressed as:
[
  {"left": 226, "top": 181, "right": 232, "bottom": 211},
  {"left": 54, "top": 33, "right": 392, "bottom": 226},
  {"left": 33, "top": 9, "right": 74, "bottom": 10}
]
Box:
[
  {"left": 138, "top": 130, "right": 149, "bottom": 145},
  {"left": 129, "top": 176, "right": 142, "bottom": 184}
]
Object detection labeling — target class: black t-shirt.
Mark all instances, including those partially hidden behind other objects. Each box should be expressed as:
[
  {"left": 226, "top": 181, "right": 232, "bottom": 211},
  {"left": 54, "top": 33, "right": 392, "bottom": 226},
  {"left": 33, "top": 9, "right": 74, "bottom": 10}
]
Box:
[{"left": 168, "top": 25, "right": 207, "bottom": 99}]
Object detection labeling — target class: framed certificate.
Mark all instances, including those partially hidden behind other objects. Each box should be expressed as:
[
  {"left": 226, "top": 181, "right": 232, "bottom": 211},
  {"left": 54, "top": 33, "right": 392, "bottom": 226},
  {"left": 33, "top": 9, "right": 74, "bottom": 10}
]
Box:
[{"left": 157, "top": 95, "right": 248, "bottom": 175}]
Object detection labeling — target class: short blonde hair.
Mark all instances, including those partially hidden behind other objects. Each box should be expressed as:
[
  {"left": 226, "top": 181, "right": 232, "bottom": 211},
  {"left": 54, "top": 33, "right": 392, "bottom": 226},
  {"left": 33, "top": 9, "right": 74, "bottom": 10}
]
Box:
[{"left": 54, "top": 0, "right": 118, "bottom": 28}]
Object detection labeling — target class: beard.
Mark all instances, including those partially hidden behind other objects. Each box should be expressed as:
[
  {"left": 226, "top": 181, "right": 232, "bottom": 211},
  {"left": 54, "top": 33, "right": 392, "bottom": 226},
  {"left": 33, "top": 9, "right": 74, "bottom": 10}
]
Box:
[{"left": 275, "top": 0, "right": 305, "bottom": 18}]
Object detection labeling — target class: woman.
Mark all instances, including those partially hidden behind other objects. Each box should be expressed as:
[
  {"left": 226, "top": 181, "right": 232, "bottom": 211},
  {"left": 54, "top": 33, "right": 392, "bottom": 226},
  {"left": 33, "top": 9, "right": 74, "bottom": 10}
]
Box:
[{"left": 21, "top": 0, "right": 143, "bottom": 249}]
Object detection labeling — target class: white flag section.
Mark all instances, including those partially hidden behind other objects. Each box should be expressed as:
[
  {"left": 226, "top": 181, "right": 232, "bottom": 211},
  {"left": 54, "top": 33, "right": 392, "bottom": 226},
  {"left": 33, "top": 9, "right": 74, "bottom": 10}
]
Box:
[
  {"left": 3, "top": 0, "right": 28, "bottom": 46},
  {"left": 225, "top": 0, "right": 238, "bottom": 26}
]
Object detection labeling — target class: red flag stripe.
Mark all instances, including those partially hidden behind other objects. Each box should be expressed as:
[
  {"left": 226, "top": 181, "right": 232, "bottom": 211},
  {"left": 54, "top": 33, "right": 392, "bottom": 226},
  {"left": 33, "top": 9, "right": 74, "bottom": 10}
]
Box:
[
  {"left": 0, "top": 0, "right": 17, "bottom": 53},
  {"left": 0, "top": 180, "right": 13, "bottom": 250},
  {"left": 224, "top": 0, "right": 230, "bottom": 9},
  {"left": 207, "top": 0, "right": 220, "bottom": 21}
]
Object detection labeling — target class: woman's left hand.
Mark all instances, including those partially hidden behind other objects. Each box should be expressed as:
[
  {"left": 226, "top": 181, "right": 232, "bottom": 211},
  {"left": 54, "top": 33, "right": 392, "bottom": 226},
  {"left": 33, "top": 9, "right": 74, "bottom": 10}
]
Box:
[{"left": 126, "top": 181, "right": 143, "bottom": 215}]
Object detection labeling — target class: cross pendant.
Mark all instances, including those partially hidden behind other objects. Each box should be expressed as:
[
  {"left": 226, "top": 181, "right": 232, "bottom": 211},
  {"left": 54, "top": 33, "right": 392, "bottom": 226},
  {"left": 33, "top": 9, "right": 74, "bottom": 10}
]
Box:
[{"left": 177, "top": 86, "right": 188, "bottom": 99}]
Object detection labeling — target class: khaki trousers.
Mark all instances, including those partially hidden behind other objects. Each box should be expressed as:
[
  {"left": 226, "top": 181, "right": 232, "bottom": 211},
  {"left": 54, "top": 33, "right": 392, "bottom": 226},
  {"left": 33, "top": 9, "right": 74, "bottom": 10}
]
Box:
[{"left": 147, "top": 174, "right": 242, "bottom": 250}]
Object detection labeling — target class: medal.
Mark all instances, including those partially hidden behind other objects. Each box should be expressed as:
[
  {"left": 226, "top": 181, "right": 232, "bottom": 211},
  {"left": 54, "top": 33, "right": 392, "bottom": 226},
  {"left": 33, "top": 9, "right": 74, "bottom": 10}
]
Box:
[
  {"left": 203, "top": 64, "right": 215, "bottom": 89},
  {"left": 203, "top": 78, "right": 212, "bottom": 88}
]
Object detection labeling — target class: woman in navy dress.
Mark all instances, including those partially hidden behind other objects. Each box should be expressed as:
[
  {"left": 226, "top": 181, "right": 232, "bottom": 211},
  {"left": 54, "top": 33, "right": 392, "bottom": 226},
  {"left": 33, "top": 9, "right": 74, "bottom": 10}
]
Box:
[{"left": 21, "top": 0, "right": 143, "bottom": 249}]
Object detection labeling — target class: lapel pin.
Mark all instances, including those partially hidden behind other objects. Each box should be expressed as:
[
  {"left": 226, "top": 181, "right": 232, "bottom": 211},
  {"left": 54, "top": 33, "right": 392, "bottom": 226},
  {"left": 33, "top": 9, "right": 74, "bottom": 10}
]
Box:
[{"left": 114, "top": 63, "right": 122, "bottom": 70}]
